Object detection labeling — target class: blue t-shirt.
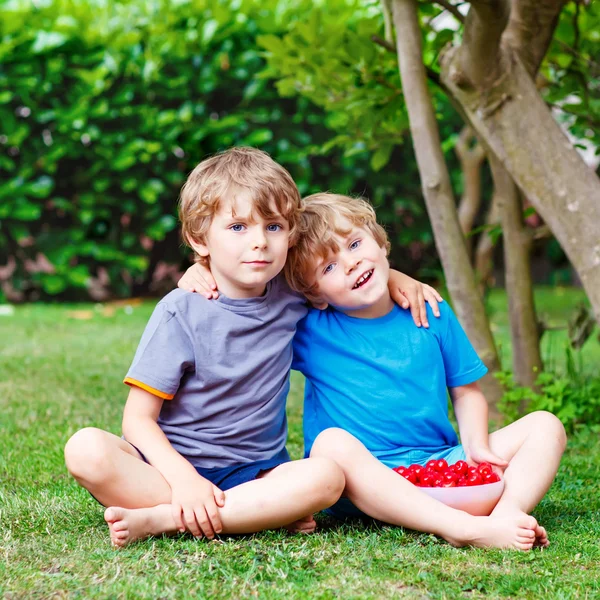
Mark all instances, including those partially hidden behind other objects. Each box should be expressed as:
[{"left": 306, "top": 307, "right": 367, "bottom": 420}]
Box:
[{"left": 292, "top": 302, "right": 488, "bottom": 467}]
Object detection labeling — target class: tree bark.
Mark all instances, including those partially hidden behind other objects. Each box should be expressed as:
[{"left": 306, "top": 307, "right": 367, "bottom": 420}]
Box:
[
  {"left": 441, "top": 47, "right": 600, "bottom": 324},
  {"left": 474, "top": 195, "right": 499, "bottom": 292},
  {"left": 489, "top": 156, "right": 543, "bottom": 387},
  {"left": 455, "top": 126, "right": 486, "bottom": 256},
  {"left": 392, "top": 0, "right": 504, "bottom": 410}
]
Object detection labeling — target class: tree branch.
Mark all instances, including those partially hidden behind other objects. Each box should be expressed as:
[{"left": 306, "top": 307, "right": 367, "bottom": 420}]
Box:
[
  {"left": 501, "top": 0, "right": 568, "bottom": 77},
  {"left": 433, "top": 0, "right": 466, "bottom": 23},
  {"left": 458, "top": 0, "right": 511, "bottom": 87},
  {"left": 371, "top": 34, "right": 442, "bottom": 86}
]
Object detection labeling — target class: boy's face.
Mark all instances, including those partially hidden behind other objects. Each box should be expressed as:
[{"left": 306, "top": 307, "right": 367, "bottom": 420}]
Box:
[
  {"left": 311, "top": 218, "right": 393, "bottom": 319},
  {"left": 190, "top": 189, "right": 291, "bottom": 298}
]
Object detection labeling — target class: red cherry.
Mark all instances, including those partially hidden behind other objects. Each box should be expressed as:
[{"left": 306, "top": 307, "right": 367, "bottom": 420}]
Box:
[
  {"left": 393, "top": 466, "right": 408, "bottom": 476},
  {"left": 467, "top": 466, "right": 479, "bottom": 477},
  {"left": 409, "top": 465, "right": 425, "bottom": 480},
  {"left": 484, "top": 472, "right": 500, "bottom": 484},
  {"left": 466, "top": 472, "right": 483, "bottom": 486},
  {"left": 432, "top": 475, "right": 444, "bottom": 488},
  {"left": 442, "top": 471, "right": 457, "bottom": 484},
  {"left": 420, "top": 473, "right": 435, "bottom": 487},
  {"left": 425, "top": 460, "right": 438, "bottom": 472},
  {"left": 477, "top": 462, "right": 493, "bottom": 477},
  {"left": 402, "top": 470, "right": 418, "bottom": 484},
  {"left": 451, "top": 460, "right": 468, "bottom": 476},
  {"left": 435, "top": 459, "right": 448, "bottom": 472},
  {"left": 441, "top": 480, "right": 456, "bottom": 487},
  {"left": 457, "top": 477, "right": 469, "bottom": 487}
]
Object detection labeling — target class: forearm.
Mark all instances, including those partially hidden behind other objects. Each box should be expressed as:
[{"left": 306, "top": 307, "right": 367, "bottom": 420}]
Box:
[
  {"left": 122, "top": 391, "right": 200, "bottom": 488},
  {"left": 451, "top": 383, "right": 490, "bottom": 452}
]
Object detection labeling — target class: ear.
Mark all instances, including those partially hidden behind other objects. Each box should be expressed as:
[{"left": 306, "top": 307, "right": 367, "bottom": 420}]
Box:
[{"left": 186, "top": 234, "right": 210, "bottom": 260}]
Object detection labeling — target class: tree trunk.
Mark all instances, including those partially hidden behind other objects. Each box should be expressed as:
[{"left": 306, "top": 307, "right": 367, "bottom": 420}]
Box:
[
  {"left": 455, "top": 126, "right": 486, "bottom": 257},
  {"left": 391, "top": 0, "right": 503, "bottom": 411},
  {"left": 441, "top": 47, "right": 600, "bottom": 325},
  {"left": 489, "top": 156, "right": 543, "bottom": 387},
  {"left": 474, "top": 195, "right": 499, "bottom": 293}
]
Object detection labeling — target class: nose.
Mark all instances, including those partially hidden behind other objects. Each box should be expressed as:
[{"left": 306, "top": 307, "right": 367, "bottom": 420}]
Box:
[
  {"left": 251, "top": 227, "right": 267, "bottom": 250},
  {"left": 344, "top": 255, "right": 361, "bottom": 275}
]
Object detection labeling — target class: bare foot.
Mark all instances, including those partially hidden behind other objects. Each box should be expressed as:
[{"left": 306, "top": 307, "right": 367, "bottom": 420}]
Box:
[
  {"left": 104, "top": 505, "right": 176, "bottom": 548},
  {"left": 285, "top": 514, "right": 317, "bottom": 534},
  {"left": 491, "top": 505, "right": 550, "bottom": 548},
  {"left": 446, "top": 513, "right": 538, "bottom": 551}
]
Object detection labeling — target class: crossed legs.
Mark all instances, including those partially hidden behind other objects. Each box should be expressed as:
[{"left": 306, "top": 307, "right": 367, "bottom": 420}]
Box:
[
  {"left": 64, "top": 428, "right": 345, "bottom": 547},
  {"left": 310, "top": 411, "right": 566, "bottom": 550}
]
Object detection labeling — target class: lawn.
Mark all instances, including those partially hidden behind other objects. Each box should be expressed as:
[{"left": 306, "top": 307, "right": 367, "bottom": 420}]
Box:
[{"left": 1, "top": 288, "right": 599, "bottom": 599}]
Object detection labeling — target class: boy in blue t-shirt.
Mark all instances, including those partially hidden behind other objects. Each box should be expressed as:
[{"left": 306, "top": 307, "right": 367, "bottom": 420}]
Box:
[{"left": 283, "top": 193, "right": 566, "bottom": 550}]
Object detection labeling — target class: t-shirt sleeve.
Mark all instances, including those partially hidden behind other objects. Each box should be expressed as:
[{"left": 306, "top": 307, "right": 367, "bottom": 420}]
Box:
[
  {"left": 124, "top": 302, "right": 195, "bottom": 399},
  {"left": 291, "top": 314, "right": 311, "bottom": 374},
  {"left": 438, "top": 303, "right": 488, "bottom": 388}
]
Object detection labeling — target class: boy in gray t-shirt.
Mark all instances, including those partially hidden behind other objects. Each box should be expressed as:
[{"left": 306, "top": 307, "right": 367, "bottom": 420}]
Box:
[{"left": 64, "top": 147, "right": 346, "bottom": 547}]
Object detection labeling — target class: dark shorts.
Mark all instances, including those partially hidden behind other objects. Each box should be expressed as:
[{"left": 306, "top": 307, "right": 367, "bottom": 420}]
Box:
[{"left": 129, "top": 442, "right": 291, "bottom": 491}]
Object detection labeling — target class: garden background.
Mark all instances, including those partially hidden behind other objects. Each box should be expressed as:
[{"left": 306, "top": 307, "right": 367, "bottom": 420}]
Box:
[{"left": 1, "top": 0, "right": 599, "bottom": 598}]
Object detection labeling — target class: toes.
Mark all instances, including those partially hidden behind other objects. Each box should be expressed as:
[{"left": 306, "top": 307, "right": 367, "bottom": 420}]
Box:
[
  {"left": 104, "top": 506, "right": 125, "bottom": 524},
  {"left": 515, "top": 541, "right": 533, "bottom": 551}
]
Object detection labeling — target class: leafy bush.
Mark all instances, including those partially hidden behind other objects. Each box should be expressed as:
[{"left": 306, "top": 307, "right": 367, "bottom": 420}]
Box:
[
  {"left": 497, "top": 366, "right": 600, "bottom": 432},
  {"left": 0, "top": 0, "right": 436, "bottom": 301}
]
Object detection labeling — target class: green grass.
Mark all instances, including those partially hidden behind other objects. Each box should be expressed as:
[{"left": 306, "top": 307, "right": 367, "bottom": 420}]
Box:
[{"left": 1, "top": 288, "right": 599, "bottom": 599}]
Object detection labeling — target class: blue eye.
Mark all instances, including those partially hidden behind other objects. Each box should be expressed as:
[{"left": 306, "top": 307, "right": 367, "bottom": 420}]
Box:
[
  {"left": 230, "top": 224, "right": 245, "bottom": 232},
  {"left": 267, "top": 223, "right": 282, "bottom": 232},
  {"left": 350, "top": 239, "right": 361, "bottom": 250},
  {"left": 323, "top": 263, "right": 335, "bottom": 275}
]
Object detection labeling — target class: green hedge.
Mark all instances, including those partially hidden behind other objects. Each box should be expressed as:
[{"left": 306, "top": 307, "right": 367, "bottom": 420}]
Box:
[{"left": 0, "top": 0, "right": 436, "bottom": 301}]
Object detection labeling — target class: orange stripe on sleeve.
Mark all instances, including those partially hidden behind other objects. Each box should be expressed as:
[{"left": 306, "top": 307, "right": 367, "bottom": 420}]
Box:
[{"left": 124, "top": 377, "right": 174, "bottom": 400}]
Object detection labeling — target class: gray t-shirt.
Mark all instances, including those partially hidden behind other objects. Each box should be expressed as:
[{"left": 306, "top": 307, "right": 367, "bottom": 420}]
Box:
[{"left": 125, "top": 275, "right": 308, "bottom": 468}]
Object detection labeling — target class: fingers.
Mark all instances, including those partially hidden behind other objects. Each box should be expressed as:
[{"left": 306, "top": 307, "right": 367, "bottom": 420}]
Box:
[
  {"left": 484, "top": 452, "right": 509, "bottom": 467},
  {"left": 194, "top": 506, "right": 216, "bottom": 540},
  {"left": 417, "top": 288, "right": 428, "bottom": 328},
  {"left": 183, "top": 506, "right": 202, "bottom": 538},
  {"left": 213, "top": 485, "right": 226, "bottom": 508},
  {"left": 204, "top": 501, "right": 223, "bottom": 536},
  {"left": 423, "top": 285, "right": 441, "bottom": 317},
  {"left": 390, "top": 288, "right": 410, "bottom": 311},
  {"left": 172, "top": 504, "right": 186, "bottom": 533}
]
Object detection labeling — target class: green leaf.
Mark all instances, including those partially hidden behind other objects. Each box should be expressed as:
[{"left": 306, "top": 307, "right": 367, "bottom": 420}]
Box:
[
  {"left": 139, "top": 179, "right": 166, "bottom": 204},
  {"left": 370, "top": 145, "right": 393, "bottom": 172},
  {"left": 11, "top": 200, "right": 42, "bottom": 221},
  {"left": 41, "top": 274, "right": 67, "bottom": 295},
  {"left": 243, "top": 128, "right": 273, "bottom": 146},
  {"left": 32, "top": 31, "right": 67, "bottom": 54}
]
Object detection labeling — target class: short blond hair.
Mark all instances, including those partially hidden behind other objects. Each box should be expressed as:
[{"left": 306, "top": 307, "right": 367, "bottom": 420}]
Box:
[
  {"left": 285, "top": 192, "right": 390, "bottom": 302},
  {"left": 179, "top": 147, "right": 301, "bottom": 261}
]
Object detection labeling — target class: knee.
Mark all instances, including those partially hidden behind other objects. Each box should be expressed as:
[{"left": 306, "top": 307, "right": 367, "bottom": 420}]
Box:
[
  {"left": 307, "top": 457, "right": 346, "bottom": 506},
  {"left": 529, "top": 411, "right": 567, "bottom": 452},
  {"left": 311, "top": 427, "right": 359, "bottom": 465},
  {"left": 64, "top": 427, "right": 113, "bottom": 483}
]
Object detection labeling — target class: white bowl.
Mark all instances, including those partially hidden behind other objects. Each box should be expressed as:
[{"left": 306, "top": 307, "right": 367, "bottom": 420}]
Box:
[{"left": 419, "top": 478, "right": 504, "bottom": 516}]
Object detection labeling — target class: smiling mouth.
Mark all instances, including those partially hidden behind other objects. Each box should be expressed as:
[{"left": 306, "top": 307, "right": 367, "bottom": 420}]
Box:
[{"left": 353, "top": 269, "right": 373, "bottom": 289}]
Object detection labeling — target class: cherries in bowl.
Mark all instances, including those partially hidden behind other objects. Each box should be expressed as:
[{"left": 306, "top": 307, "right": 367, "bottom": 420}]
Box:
[{"left": 393, "top": 459, "right": 504, "bottom": 516}]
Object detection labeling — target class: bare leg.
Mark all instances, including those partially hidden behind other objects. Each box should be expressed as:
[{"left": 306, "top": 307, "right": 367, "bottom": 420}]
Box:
[
  {"left": 64, "top": 428, "right": 172, "bottom": 507},
  {"left": 104, "top": 458, "right": 344, "bottom": 547},
  {"left": 488, "top": 411, "right": 567, "bottom": 547},
  {"left": 310, "top": 428, "right": 539, "bottom": 550}
]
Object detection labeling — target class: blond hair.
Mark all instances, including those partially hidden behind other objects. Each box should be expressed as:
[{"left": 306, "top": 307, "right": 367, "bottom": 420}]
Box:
[
  {"left": 285, "top": 192, "right": 390, "bottom": 301},
  {"left": 178, "top": 147, "right": 301, "bottom": 261}
]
